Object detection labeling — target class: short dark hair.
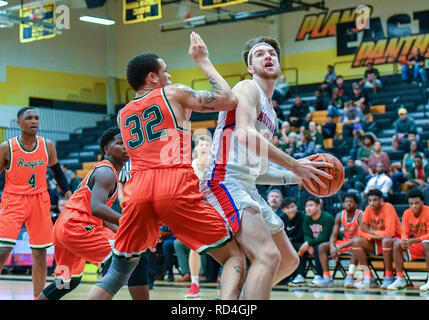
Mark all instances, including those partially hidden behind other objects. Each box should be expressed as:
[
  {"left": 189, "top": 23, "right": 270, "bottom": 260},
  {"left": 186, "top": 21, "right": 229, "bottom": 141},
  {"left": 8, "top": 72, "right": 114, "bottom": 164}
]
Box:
[
  {"left": 127, "top": 53, "right": 161, "bottom": 91},
  {"left": 414, "top": 155, "right": 423, "bottom": 161},
  {"left": 343, "top": 192, "right": 360, "bottom": 205},
  {"left": 282, "top": 197, "right": 297, "bottom": 208},
  {"left": 367, "top": 189, "right": 383, "bottom": 199},
  {"left": 305, "top": 196, "right": 321, "bottom": 205},
  {"left": 17, "top": 107, "right": 36, "bottom": 119},
  {"left": 242, "top": 36, "right": 281, "bottom": 67},
  {"left": 408, "top": 189, "right": 424, "bottom": 201},
  {"left": 100, "top": 127, "right": 121, "bottom": 154}
]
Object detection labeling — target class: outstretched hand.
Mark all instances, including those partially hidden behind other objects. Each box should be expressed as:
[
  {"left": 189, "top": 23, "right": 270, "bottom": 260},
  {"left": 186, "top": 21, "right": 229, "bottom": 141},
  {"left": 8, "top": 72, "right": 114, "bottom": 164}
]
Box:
[
  {"left": 188, "top": 31, "right": 209, "bottom": 64},
  {"left": 292, "top": 154, "right": 333, "bottom": 193}
]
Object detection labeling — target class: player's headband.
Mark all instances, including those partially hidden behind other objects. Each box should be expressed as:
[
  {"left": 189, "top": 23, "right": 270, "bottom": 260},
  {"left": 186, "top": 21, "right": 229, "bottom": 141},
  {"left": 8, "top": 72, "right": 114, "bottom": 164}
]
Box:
[{"left": 247, "top": 42, "right": 277, "bottom": 66}]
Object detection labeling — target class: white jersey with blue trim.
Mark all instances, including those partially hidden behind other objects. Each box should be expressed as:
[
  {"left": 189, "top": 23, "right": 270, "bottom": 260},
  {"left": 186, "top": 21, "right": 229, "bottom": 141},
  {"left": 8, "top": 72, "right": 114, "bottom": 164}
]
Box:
[{"left": 203, "top": 80, "right": 277, "bottom": 183}]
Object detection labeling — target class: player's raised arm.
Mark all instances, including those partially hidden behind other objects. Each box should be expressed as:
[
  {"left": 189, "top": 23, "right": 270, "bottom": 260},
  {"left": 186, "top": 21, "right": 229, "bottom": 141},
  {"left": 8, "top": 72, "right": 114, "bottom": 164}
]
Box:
[
  {"left": 168, "top": 32, "right": 237, "bottom": 113},
  {"left": 233, "top": 80, "right": 332, "bottom": 192}
]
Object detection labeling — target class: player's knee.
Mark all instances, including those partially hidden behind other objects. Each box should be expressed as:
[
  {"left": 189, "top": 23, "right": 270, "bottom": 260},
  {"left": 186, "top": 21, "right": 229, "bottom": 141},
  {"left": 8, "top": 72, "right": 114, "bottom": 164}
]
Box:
[
  {"left": 318, "top": 242, "right": 329, "bottom": 254},
  {"left": 257, "top": 246, "right": 281, "bottom": 270},
  {"left": 351, "top": 237, "right": 364, "bottom": 248},
  {"left": 382, "top": 237, "right": 394, "bottom": 248},
  {"left": 393, "top": 240, "right": 401, "bottom": 251},
  {"left": 41, "top": 277, "right": 82, "bottom": 300}
]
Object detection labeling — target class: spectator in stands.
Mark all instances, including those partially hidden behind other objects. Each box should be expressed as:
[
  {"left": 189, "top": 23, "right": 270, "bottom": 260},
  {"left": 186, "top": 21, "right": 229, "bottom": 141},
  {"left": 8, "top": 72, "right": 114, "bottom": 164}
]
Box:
[
  {"left": 363, "top": 162, "right": 393, "bottom": 198},
  {"left": 398, "top": 130, "right": 423, "bottom": 153},
  {"left": 316, "top": 193, "right": 364, "bottom": 288},
  {"left": 298, "top": 197, "right": 334, "bottom": 287},
  {"left": 367, "top": 140, "right": 390, "bottom": 177},
  {"left": 272, "top": 99, "right": 285, "bottom": 123},
  {"left": 279, "top": 121, "right": 291, "bottom": 145},
  {"left": 355, "top": 133, "right": 375, "bottom": 173},
  {"left": 387, "top": 190, "right": 429, "bottom": 291},
  {"left": 401, "top": 47, "right": 428, "bottom": 84},
  {"left": 69, "top": 170, "right": 82, "bottom": 193},
  {"left": 61, "top": 164, "right": 72, "bottom": 184},
  {"left": 323, "top": 65, "right": 337, "bottom": 87},
  {"left": 279, "top": 131, "right": 297, "bottom": 156},
  {"left": 281, "top": 198, "right": 306, "bottom": 287},
  {"left": 392, "top": 107, "right": 417, "bottom": 151},
  {"left": 173, "top": 239, "right": 191, "bottom": 282},
  {"left": 266, "top": 188, "right": 284, "bottom": 217},
  {"left": 308, "top": 121, "right": 324, "bottom": 149},
  {"left": 343, "top": 158, "right": 366, "bottom": 193},
  {"left": 288, "top": 96, "right": 310, "bottom": 129},
  {"left": 327, "top": 87, "right": 345, "bottom": 117},
  {"left": 391, "top": 140, "right": 425, "bottom": 193},
  {"left": 333, "top": 75, "right": 350, "bottom": 100},
  {"left": 313, "top": 90, "right": 327, "bottom": 111},
  {"left": 349, "top": 128, "right": 365, "bottom": 160},
  {"left": 148, "top": 225, "right": 177, "bottom": 283},
  {"left": 271, "top": 134, "right": 281, "bottom": 149},
  {"left": 360, "top": 62, "right": 382, "bottom": 93},
  {"left": 294, "top": 130, "right": 316, "bottom": 159},
  {"left": 351, "top": 83, "right": 371, "bottom": 114},
  {"left": 341, "top": 100, "right": 365, "bottom": 139},
  {"left": 321, "top": 115, "right": 337, "bottom": 139},
  {"left": 273, "top": 74, "right": 290, "bottom": 104},
  {"left": 351, "top": 189, "right": 401, "bottom": 289},
  {"left": 403, "top": 155, "right": 429, "bottom": 193}
]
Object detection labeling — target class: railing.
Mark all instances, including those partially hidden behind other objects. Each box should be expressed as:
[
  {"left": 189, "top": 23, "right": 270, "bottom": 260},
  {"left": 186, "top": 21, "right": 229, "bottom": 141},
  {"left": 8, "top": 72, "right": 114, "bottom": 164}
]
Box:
[{"left": 332, "top": 60, "right": 400, "bottom": 81}]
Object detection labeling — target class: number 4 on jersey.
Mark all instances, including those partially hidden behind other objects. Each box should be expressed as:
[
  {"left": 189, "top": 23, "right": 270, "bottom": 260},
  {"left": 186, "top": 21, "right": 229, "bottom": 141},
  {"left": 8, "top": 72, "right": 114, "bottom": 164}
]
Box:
[{"left": 28, "top": 174, "right": 36, "bottom": 188}]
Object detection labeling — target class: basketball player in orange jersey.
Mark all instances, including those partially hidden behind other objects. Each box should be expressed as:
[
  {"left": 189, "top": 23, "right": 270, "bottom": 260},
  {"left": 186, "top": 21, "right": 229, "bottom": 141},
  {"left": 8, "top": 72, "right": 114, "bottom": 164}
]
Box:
[
  {"left": 38, "top": 128, "right": 149, "bottom": 300},
  {"left": 0, "top": 107, "right": 72, "bottom": 299},
  {"left": 388, "top": 189, "right": 429, "bottom": 291},
  {"left": 87, "top": 32, "right": 247, "bottom": 300},
  {"left": 316, "top": 192, "right": 363, "bottom": 288},
  {"left": 200, "top": 37, "right": 333, "bottom": 299},
  {"left": 351, "top": 188, "right": 401, "bottom": 289}
]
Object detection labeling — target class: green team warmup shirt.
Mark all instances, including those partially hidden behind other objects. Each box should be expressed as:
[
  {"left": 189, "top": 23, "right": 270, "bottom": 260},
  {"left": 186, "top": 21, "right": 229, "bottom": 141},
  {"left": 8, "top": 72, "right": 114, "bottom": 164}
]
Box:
[{"left": 303, "top": 211, "right": 334, "bottom": 246}]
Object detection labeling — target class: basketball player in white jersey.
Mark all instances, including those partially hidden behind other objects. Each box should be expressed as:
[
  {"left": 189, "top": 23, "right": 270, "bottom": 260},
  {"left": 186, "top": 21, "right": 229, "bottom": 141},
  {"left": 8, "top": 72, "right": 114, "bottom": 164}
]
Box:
[{"left": 200, "top": 37, "right": 333, "bottom": 299}]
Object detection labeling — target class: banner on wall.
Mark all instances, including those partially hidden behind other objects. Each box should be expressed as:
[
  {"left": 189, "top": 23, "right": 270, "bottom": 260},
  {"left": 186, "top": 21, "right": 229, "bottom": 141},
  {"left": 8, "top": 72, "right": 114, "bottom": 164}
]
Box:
[
  {"left": 295, "top": 5, "right": 429, "bottom": 68},
  {"left": 19, "top": 2, "right": 56, "bottom": 44},
  {"left": 123, "top": 0, "right": 162, "bottom": 24},
  {"left": 200, "top": 0, "right": 247, "bottom": 10}
]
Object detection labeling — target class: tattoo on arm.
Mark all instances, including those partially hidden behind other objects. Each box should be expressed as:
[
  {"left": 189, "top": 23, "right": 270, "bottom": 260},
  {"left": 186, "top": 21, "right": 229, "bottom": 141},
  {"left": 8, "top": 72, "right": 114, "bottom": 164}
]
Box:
[
  {"left": 175, "top": 76, "right": 223, "bottom": 107},
  {"left": 234, "top": 266, "right": 241, "bottom": 273}
]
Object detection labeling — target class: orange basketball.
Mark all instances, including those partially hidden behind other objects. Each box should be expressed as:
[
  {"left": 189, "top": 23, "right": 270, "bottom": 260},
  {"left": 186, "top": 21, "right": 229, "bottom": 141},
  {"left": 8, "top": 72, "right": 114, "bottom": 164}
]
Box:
[{"left": 302, "top": 153, "right": 345, "bottom": 198}]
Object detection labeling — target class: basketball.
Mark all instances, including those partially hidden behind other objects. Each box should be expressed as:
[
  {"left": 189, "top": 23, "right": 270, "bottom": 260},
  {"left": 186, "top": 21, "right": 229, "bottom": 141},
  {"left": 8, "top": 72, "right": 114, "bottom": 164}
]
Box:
[{"left": 302, "top": 153, "right": 345, "bottom": 197}]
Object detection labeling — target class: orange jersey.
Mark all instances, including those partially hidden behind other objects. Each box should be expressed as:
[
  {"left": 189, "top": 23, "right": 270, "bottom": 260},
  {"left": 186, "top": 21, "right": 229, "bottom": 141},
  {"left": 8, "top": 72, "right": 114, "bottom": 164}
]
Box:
[
  {"left": 65, "top": 160, "right": 118, "bottom": 226},
  {"left": 4, "top": 136, "right": 48, "bottom": 195},
  {"left": 359, "top": 202, "right": 401, "bottom": 240},
  {"left": 341, "top": 209, "right": 363, "bottom": 241},
  {"left": 119, "top": 88, "right": 192, "bottom": 173},
  {"left": 401, "top": 205, "right": 429, "bottom": 242}
]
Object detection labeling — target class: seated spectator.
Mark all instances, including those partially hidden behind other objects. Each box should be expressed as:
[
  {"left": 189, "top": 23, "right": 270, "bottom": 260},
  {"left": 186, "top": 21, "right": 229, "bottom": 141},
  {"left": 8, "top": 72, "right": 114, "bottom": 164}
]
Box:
[
  {"left": 70, "top": 170, "right": 82, "bottom": 193},
  {"left": 341, "top": 100, "right": 365, "bottom": 139},
  {"left": 272, "top": 99, "right": 285, "bottom": 123},
  {"left": 403, "top": 155, "right": 429, "bottom": 193},
  {"left": 363, "top": 162, "right": 393, "bottom": 198},
  {"left": 279, "top": 121, "right": 291, "bottom": 144},
  {"left": 313, "top": 90, "right": 327, "bottom": 111},
  {"left": 398, "top": 130, "right": 423, "bottom": 153},
  {"left": 273, "top": 74, "right": 290, "bottom": 104},
  {"left": 279, "top": 131, "right": 297, "bottom": 156},
  {"left": 351, "top": 189, "right": 401, "bottom": 289},
  {"left": 288, "top": 96, "right": 310, "bottom": 129},
  {"left": 367, "top": 140, "right": 390, "bottom": 177},
  {"left": 296, "top": 197, "right": 334, "bottom": 287},
  {"left": 303, "top": 112, "right": 313, "bottom": 130},
  {"left": 323, "top": 64, "right": 337, "bottom": 88},
  {"left": 333, "top": 75, "right": 351, "bottom": 100},
  {"left": 280, "top": 198, "right": 305, "bottom": 286},
  {"left": 294, "top": 130, "right": 316, "bottom": 159},
  {"left": 315, "top": 193, "right": 364, "bottom": 288},
  {"left": 349, "top": 128, "right": 365, "bottom": 160},
  {"left": 343, "top": 158, "right": 366, "bottom": 192},
  {"left": 267, "top": 188, "right": 284, "bottom": 217},
  {"left": 401, "top": 47, "right": 428, "bottom": 84},
  {"left": 355, "top": 133, "right": 375, "bottom": 173},
  {"left": 360, "top": 62, "right": 382, "bottom": 93},
  {"left": 61, "top": 164, "right": 73, "bottom": 184},
  {"left": 308, "top": 121, "right": 324, "bottom": 149},
  {"left": 351, "top": 83, "right": 371, "bottom": 114},
  {"left": 160, "top": 225, "right": 176, "bottom": 282},
  {"left": 321, "top": 115, "right": 337, "bottom": 139},
  {"left": 391, "top": 140, "right": 425, "bottom": 192},
  {"left": 271, "top": 134, "right": 281, "bottom": 149},
  {"left": 388, "top": 190, "right": 429, "bottom": 291},
  {"left": 327, "top": 87, "right": 345, "bottom": 117},
  {"left": 392, "top": 107, "right": 417, "bottom": 151},
  {"left": 173, "top": 238, "right": 191, "bottom": 282}
]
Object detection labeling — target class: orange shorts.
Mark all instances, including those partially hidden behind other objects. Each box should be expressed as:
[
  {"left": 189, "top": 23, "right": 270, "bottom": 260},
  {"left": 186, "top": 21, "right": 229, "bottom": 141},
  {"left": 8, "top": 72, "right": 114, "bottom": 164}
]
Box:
[
  {"left": 404, "top": 242, "right": 427, "bottom": 262},
  {"left": 53, "top": 208, "right": 115, "bottom": 281},
  {"left": 114, "top": 168, "right": 231, "bottom": 258},
  {"left": 0, "top": 191, "right": 52, "bottom": 249},
  {"left": 335, "top": 239, "right": 352, "bottom": 253}
]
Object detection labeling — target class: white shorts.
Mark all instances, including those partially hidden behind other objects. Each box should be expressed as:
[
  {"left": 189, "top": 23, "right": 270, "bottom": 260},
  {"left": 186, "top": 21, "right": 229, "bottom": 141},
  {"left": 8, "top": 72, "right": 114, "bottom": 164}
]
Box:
[{"left": 200, "top": 179, "right": 284, "bottom": 235}]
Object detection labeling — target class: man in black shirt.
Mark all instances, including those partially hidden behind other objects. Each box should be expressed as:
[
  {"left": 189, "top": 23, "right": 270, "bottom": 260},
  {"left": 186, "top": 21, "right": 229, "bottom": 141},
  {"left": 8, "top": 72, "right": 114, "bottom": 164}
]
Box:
[
  {"left": 351, "top": 84, "right": 370, "bottom": 114},
  {"left": 360, "top": 62, "right": 382, "bottom": 93},
  {"left": 288, "top": 96, "right": 310, "bottom": 129},
  {"left": 402, "top": 48, "right": 428, "bottom": 83}
]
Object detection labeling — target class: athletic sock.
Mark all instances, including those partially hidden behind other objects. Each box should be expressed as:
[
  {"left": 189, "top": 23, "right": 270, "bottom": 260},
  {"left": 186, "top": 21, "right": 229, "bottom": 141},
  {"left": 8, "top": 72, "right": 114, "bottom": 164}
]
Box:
[
  {"left": 348, "top": 264, "right": 356, "bottom": 277},
  {"left": 385, "top": 270, "right": 393, "bottom": 278},
  {"left": 323, "top": 271, "right": 331, "bottom": 279},
  {"left": 364, "top": 270, "right": 373, "bottom": 279},
  {"left": 191, "top": 275, "right": 199, "bottom": 286},
  {"left": 397, "top": 272, "right": 404, "bottom": 278}
]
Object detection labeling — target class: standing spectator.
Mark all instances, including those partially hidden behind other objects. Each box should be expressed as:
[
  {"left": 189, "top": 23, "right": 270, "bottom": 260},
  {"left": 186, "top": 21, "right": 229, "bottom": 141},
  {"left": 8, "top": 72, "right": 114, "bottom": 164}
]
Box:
[
  {"left": 343, "top": 158, "right": 366, "bottom": 193},
  {"left": 402, "top": 47, "right": 428, "bottom": 84},
  {"left": 273, "top": 74, "right": 290, "bottom": 104},
  {"left": 294, "top": 130, "right": 316, "bottom": 159},
  {"left": 288, "top": 96, "right": 310, "bottom": 129},
  {"left": 281, "top": 198, "right": 306, "bottom": 287},
  {"left": 327, "top": 87, "right": 345, "bottom": 117},
  {"left": 351, "top": 84, "right": 371, "bottom": 114},
  {"left": 387, "top": 190, "right": 429, "bottom": 291},
  {"left": 323, "top": 65, "right": 337, "bottom": 87},
  {"left": 355, "top": 134, "right": 375, "bottom": 173},
  {"left": 299, "top": 197, "right": 334, "bottom": 287},
  {"left": 173, "top": 238, "right": 191, "bottom": 282},
  {"left": 351, "top": 189, "right": 401, "bottom": 289},
  {"left": 403, "top": 155, "right": 429, "bottom": 193},
  {"left": 363, "top": 162, "right": 393, "bottom": 198},
  {"left": 321, "top": 115, "right": 337, "bottom": 139},
  {"left": 360, "top": 62, "right": 382, "bottom": 93},
  {"left": 367, "top": 140, "right": 390, "bottom": 177},
  {"left": 341, "top": 100, "right": 365, "bottom": 139},
  {"left": 392, "top": 108, "right": 417, "bottom": 151},
  {"left": 159, "top": 225, "right": 176, "bottom": 282}
]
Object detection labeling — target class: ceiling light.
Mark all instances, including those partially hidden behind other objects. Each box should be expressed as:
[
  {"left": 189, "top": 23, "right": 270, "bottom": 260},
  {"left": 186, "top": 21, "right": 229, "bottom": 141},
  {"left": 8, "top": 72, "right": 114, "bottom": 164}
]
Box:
[
  {"left": 0, "top": 1, "right": 8, "bottom": 8},
  {"left": 79, "top": 15, "right": 115, "bottom": 25}
]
